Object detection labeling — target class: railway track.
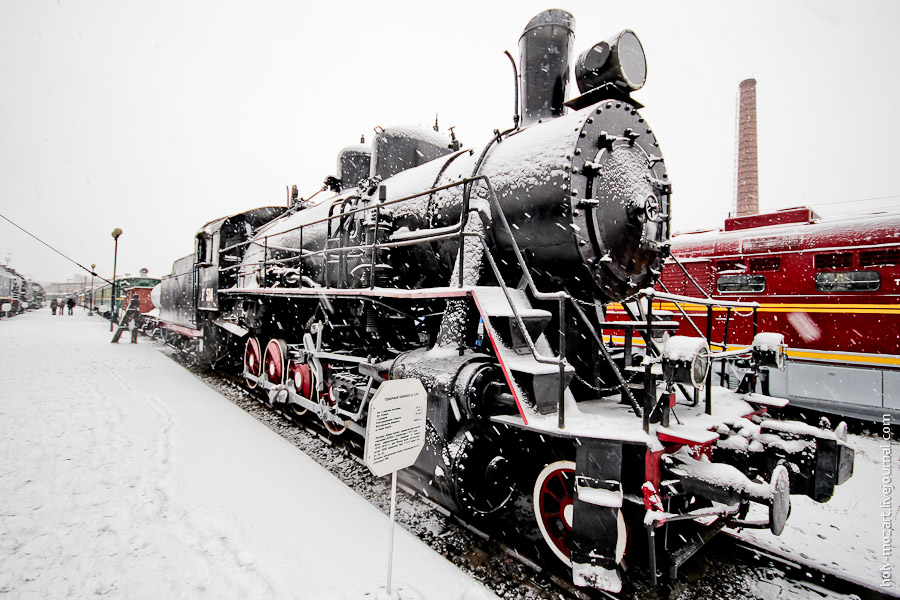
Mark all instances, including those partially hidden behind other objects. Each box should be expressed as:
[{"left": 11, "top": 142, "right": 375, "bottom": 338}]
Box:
[
  {"left": 159, "top": 342, "right": 884, "bottom": 600},
  {"left": 726, "top": 536, "right": 887, "bottom": 600}
]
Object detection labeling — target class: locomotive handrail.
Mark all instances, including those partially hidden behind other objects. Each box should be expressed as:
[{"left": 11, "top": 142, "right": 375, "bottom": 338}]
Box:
[
  {"left": 655, "top": 280, "right": 709, "bottom": 340},
  {"left": 653, "top": 280, "right": 750, "bottom": 351},
  {"left": 641, "top": 288, "right": 761, "bottom": 414},
  {"left": 219, "top": 239, "right": 254, "bottom": 255},
  {"left": 475, "top": 177, "right": 568, "bottom": 302},
  {"left": 219, "top": 229, "right": 470, "bottom": 274},
  {"left": 461, "top": 225, "right": 573, "bottom": 428},
  {"left": 389, "top": 222, "right": 462, "bottom": 242},
  {"left": 643, "top": 288, "right": 761, "bottom": 309},
  {"left": 466, "top": 175, "right": 665, "bottom": 426},
  {"left": 229, "top": 176, "right": 535, "bottom": 295},
  {"left": 221, "top": 234, "right": 468, "bottom": 283},
  {"left": 569, "top": 299, "right": 645, "bottom": 418},
  {"left": 668, "top": 254, "right": 714, "bottom": 300},
  {"left": 473, "top": 174, "right": 652, "bottom": 424},
  {"left": 234, "top": 231, "right": 465, "bottom": 266},
  {"left": 464, "top": 228, "right": 563, "bottom": 368},
  {"left": 462, "top": 175, "right": 574, "bottom": 426},
  {"left": 229, "top": 178, "right": 489, "bottom": 286},
  {"left": 259, "top": 177, "right": 488, "bottom": 240}
]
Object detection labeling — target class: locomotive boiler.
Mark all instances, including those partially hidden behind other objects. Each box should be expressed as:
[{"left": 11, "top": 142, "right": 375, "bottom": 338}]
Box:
[{"left": 159, "top": 9, "right": 854, "bottom": 593}]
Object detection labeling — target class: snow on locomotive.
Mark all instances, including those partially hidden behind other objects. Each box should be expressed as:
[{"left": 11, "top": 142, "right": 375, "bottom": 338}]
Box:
[{"left": 157, "top": 10, "right": 854, "bottom": 593}]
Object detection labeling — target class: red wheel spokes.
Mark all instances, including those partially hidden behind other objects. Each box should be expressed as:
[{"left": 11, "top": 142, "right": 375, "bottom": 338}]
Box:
[
  {"left": 538, "top": 466, "right": 575, "bottom": 557},
  {"left": 244, "top": 337, "right": 262, "bottom": 389},
  {"left": 289, "top": 361, "right": 312, "bottom": 398},
  {"left": 263, "top": 339, "right": 286, "bottom": 384}
]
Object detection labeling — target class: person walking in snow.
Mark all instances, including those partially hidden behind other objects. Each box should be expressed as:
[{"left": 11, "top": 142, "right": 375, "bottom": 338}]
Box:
[
  {"left": 50, "top": 298, "right": 58, "bottom": 315},
  {"left": 66, "top": 297, "right": 75, "bottom": 315},
  {"left": 111, "top": 294, "right": 141, "bottom": 343}
]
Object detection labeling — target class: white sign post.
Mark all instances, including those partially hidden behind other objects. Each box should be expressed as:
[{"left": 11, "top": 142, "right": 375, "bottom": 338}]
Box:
[{"left": 363, "top": 378, "right": 427, "bottom": 600}]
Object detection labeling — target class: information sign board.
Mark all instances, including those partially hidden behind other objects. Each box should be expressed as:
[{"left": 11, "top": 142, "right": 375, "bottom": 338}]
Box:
[{"left": 364, "top": 378, "right": 427, "bottom": 477}]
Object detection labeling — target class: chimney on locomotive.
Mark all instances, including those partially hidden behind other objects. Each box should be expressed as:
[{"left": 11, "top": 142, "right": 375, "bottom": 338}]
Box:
[{"left": 518, "top": 9, "right": 575, "bottom": 127}]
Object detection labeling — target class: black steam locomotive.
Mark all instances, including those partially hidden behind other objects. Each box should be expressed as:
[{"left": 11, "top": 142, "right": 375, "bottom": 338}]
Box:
[{"left": 158, "top": 10, "right": 854, "bottom": 593}]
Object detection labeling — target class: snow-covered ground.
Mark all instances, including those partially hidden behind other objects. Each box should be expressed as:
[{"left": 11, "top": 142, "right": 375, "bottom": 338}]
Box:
[
  {"left": 1, "top": 309, "right": 895, "bottom": 599},
  {"left": 0, "top": 310, "right": 497, "bottom": 600}
]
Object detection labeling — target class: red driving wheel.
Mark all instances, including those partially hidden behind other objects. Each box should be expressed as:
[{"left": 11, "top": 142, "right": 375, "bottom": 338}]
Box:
[
  {"left": 263, "top": 339, "right": 288, "bottom": 385},
  {"left": 533, "top": 460, "right": 576, "bottom": 565},
  {"left": 244, "top": 336, "right": 262, "bottom": 389},
  {"left": 286, "top": 360, "right": 310, "bottom": 417},
  {"left": 289, "top": 361, "right": 312, "bottom": 398}
]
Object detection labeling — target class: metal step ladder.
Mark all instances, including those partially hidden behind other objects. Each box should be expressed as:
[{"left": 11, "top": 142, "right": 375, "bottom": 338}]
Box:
[{"left": 471, "top": 287, "right": 574, "bottom": 416}]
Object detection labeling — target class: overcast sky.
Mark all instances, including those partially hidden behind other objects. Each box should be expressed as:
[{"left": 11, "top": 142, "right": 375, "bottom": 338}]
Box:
[{"left": 2, "top": 0, "right": 898, "bottom": 284}]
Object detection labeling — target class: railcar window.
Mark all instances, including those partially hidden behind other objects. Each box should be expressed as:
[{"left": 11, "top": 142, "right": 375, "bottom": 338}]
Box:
[
  {"left": 814, "top": 252, "right": 853, "bottom": 269},
  {"left": 860, "top": 248, "right": 900, "bottom": 267},
  {"left": 749, "top": 257, "right": 781, "bottom": 271},
  {"left": 716, "top": 274, "right": 765, "bottom": 293},
  {"left": 717, "top": 259, "right": 746, "bottom": 272},
  {"left": 814, "top": 271, "right": 880, "bottom": 292}
]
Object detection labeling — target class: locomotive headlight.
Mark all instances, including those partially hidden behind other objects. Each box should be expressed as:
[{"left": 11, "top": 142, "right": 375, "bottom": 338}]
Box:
[
  {"left": 575, "top": 29, "right": 647, "bottom": 94},
  {"left": 752, "top": 332, "right": 787, "bottom": 371},
  {"left": 661, "top": 336, "right": 711, "bottom": 390}
]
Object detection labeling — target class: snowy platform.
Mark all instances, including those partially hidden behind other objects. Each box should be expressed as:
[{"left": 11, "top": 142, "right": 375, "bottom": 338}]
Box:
[
  {"left": 2, "top": 309, "right": 895, "bottom": 597},
  {"left": 0, "top": 310, "right": 497, "bottom": 600}
]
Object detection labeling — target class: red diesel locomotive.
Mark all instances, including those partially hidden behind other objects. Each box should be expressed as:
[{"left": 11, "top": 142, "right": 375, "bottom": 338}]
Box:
[{"left": 652, "top": 207, "right": 899, "bottom": 423}]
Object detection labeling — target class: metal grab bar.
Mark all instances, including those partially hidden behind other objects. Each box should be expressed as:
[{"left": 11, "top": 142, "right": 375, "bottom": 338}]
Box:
[
  {"left": 237, "top": 177, "right": 490, "bottom": 286},
  {"left": 644, "top": 288, "right": 760, "bottom": 309}
]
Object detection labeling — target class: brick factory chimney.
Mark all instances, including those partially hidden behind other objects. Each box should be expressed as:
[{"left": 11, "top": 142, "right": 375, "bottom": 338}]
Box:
[{"left": 734, "top": 78, "right": 759, "bottom": 217}]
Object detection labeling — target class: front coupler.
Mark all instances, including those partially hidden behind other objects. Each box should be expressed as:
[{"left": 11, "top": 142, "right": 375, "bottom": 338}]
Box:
[{"left": 712, "top": 416, "right": 854, "bottom": 503}]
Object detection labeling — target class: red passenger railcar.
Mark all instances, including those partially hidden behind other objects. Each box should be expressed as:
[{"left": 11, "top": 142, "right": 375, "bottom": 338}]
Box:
[
  {"left": 122, "top": 285, "right": 157, "bottom": 314},
  {"left": 656, "top": 207, "right": 900, "bottom": 422}
]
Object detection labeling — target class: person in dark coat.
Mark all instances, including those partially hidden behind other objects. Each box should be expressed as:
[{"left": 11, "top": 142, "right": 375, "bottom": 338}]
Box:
[
  {"left": 50, "top": 298, "right": 58, "bottom": 315},
  {"left": 66, "top": 297, "right": 75, "bottom": 315},
  {"left": 111, "top": 295, "right": 141, "bottom": 343}
]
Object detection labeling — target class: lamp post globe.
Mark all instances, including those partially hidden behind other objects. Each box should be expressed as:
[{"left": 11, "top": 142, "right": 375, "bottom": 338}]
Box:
[{"left": 110, "top": 228, "right": 122, "bottom": 331}]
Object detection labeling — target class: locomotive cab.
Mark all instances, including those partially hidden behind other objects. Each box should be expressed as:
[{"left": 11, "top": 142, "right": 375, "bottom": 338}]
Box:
[{"left": 158, "top": 206, "right": 285, "bottom": 362}]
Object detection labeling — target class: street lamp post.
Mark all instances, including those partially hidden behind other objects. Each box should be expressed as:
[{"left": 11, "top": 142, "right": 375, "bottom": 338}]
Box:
[
  {"left": 89, "top": 264, "right": 96, "bottom": 316},
  {"left": 110, "top": 228, "right": 122, "bottom": 331}
]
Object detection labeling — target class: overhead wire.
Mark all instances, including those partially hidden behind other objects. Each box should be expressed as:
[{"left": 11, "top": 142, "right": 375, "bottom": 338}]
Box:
[
  {"left": 0, "top": 213, "right": 113, "bottom": 285},
  {"left": 808, "top": 193, "right": 900, "bottom": 206}
]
